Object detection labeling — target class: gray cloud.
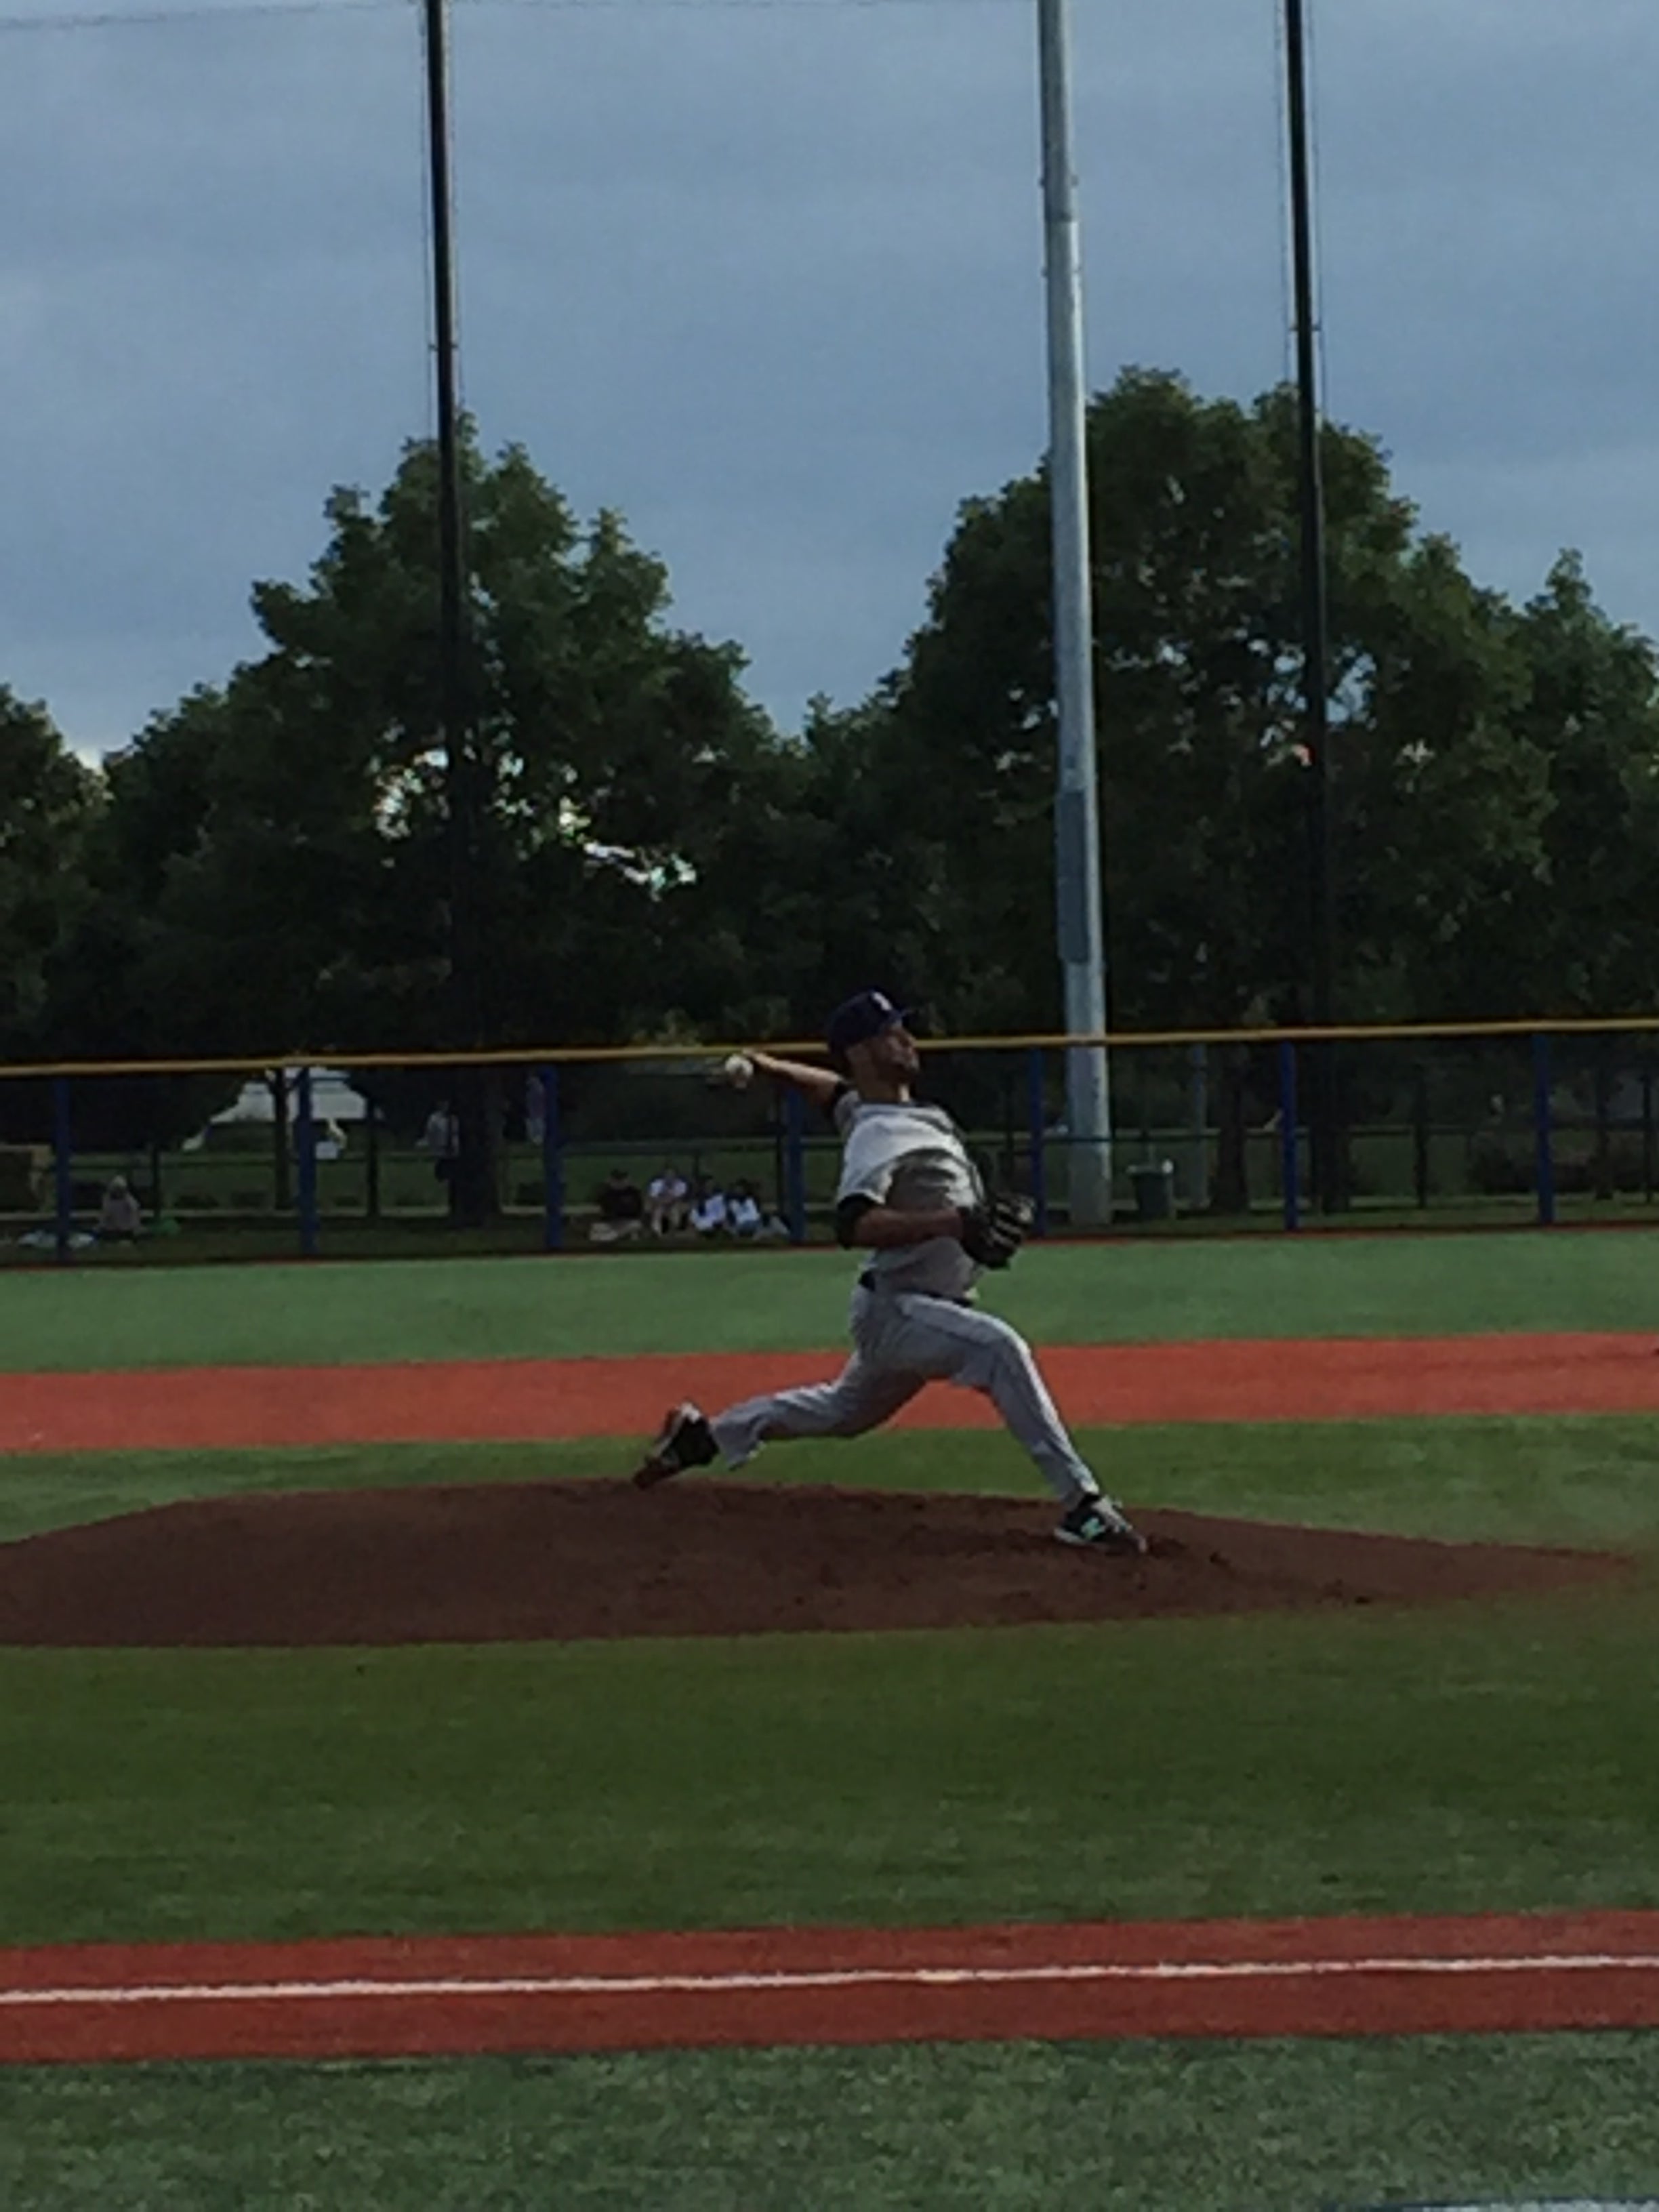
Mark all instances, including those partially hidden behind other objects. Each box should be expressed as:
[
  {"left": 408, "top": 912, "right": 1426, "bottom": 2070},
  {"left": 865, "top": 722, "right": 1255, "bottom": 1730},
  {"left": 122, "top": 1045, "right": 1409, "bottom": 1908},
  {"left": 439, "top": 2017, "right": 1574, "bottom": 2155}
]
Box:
[{"left": 1, "top": 0, "right": 1656, "bottom": 755}]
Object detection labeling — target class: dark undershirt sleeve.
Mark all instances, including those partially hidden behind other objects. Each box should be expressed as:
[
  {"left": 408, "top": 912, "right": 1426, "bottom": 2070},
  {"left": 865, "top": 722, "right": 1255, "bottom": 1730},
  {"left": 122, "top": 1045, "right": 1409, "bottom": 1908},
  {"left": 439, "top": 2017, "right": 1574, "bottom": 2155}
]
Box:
[{"left": 834, "top": 1194, "right": 876, "bottom": 1250}]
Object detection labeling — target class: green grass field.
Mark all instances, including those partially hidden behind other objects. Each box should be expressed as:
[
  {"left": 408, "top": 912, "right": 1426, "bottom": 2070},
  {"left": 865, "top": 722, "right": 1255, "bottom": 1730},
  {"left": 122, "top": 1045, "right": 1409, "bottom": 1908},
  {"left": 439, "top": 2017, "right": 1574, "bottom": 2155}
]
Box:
[
  {"left": 6, "top": 1227, "right": 1659, "bottom": 1369},
  {"left": 3, "top": 1235, "right": 1659, "bottom": 2206},
  {"left": 6, "top": 2035, "right": 1659, "bottom": 2211},
  {"left": 7, "top": 1574, "right": 1658, "bottom": 1948}
]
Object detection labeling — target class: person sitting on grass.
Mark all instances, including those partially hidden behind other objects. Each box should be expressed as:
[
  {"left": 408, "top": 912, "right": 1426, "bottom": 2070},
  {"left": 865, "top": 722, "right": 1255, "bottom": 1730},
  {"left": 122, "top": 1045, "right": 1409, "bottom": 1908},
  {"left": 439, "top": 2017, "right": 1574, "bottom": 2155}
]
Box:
[
  {"left": 689, "top": 1178, "right": 729, "bottom": 1238},
  {"left": 729, "top": 1181, "right": 764, "bottom": 1238},
  {"left": 647, "top": 1164, "right": 690, "bottom": 1237},
  {"left": 96, "top": 1175, "right": 144, "bottom": 1243},
  {"left": 590, "top": 1166, "right": 646, "bottom": 1244}
]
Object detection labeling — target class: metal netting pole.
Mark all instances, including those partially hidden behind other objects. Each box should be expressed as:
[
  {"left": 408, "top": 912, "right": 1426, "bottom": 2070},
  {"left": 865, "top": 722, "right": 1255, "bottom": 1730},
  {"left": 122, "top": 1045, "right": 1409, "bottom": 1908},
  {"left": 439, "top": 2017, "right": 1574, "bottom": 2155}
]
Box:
[
  {"left": 1532, "top": 1033, "right": 1556, "bottom": 1227},
  {"left": 784, "top": 1088, "right": 807, "bottom": 1245},
  {"left": 52, "top": 1076, "right": 73, "bottom": 1265},
  {"left": 1027, "top": 1045, "right": 1050, "bottom": 1237},
  {"left": 1277, "top": 1041, "right": 1300, "bottom": 1233},
  {"left": 295, "top": 1066, "right": 319, "bottom": 1258},
  {"left": 540, "top": 1063, "right": 562, "bottom": 1252}
]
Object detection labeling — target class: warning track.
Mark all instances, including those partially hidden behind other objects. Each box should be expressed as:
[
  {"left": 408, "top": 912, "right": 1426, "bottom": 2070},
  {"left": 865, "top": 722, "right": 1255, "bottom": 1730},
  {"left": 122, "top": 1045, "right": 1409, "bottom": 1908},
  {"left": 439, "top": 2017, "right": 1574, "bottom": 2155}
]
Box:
[
  {"left": 3, "top": 1330, "right": 1658, "bottom": 1454},
  {"left": 5, "top": 1912, "right": 1659, "bottom": 2065}
]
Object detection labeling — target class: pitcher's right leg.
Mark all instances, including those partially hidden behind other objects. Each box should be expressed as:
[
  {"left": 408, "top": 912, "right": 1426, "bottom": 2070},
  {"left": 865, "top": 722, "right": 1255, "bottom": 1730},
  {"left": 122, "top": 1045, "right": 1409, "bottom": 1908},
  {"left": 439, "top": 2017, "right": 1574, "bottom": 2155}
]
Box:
[
  {"left": 710, "top": 1357, "right": 924, "bottom": 1469},
  {"left": 634, "top": 1357, "right": 924, "bottom": 1488}
]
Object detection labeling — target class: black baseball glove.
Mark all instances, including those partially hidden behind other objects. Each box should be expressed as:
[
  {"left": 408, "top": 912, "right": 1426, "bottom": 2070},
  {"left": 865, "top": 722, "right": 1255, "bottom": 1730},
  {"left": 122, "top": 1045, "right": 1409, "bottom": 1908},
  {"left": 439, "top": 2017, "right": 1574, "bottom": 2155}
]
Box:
[{"left": 958, "top": 1191, "right": 1034, "bottom": 1269}]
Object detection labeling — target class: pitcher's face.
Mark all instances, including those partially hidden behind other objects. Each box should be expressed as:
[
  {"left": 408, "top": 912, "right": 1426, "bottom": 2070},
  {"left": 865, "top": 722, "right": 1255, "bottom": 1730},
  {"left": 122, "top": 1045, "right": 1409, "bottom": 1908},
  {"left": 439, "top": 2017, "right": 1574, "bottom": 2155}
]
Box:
[{"left": 853, "top": 1021, "right": 920, "bottom": 1085}]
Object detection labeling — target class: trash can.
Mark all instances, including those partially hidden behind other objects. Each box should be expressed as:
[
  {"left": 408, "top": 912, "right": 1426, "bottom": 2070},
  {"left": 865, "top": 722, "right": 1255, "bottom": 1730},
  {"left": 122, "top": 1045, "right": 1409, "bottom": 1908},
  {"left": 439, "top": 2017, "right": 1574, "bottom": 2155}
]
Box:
[{"left": 1129, "top": 1159, "right": 1176, "bottom": 1223}]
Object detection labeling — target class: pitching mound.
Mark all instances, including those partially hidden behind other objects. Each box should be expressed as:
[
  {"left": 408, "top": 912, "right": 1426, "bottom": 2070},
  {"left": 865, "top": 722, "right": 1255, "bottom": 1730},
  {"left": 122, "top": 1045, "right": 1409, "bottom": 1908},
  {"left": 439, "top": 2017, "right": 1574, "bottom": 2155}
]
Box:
[{"left": 0, "top": 1480, "right": 1624, "bottom": 1647}]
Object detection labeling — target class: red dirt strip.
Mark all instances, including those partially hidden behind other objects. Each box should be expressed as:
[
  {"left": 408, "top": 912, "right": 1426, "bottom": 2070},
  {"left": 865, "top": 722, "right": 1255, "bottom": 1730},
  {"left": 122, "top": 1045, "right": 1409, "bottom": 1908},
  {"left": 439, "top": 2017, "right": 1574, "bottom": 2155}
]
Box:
[
  {"left": 4, "top": 1912, "right": 1659, "bottom": 2065},
  {"left": 5, "top": 1332, "right": 1659, "bottom": 1454}
]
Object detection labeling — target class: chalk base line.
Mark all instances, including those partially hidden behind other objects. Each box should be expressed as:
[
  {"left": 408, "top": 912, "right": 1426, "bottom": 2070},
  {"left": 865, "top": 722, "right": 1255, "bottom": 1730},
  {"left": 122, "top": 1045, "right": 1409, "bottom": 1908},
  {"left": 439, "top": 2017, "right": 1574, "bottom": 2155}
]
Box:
[{"left": 6, "top": 1910, "right": 1659, "bottom": 2066}]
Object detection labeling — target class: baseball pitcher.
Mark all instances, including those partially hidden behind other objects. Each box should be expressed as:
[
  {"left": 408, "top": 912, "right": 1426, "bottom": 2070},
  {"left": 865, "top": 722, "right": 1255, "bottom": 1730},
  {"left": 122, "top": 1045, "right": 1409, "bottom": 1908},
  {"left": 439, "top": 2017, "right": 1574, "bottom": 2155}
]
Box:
[{"left": 634, "top": 989, "right": 1145, "bottom": 1553}]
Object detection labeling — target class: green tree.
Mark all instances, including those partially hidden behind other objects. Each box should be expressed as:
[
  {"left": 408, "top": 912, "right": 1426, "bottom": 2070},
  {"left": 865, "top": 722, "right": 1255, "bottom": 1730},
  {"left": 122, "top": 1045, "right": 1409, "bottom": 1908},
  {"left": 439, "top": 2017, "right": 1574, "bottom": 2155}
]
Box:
[
  {"left": 854, "top": 369, "right": 1571, "bottom": 1204},
  {"left": 1511, "top": 553, "right": 1659, "bottom": 1017},
  {"left": 39, "top": 688, "right": 241, "bottom": 1156},
  {"left": 1332, "top": 533, "right": 1551, "bottom": 1024},
  {"left": 207, "top": 435, "right": 781, "bottom": 1058},
  {"left": 52, "top": 434, "right": 783, "bottom": 1214},
  {"left": 0, "top": 687, "right": 100, "bottom": 1060},
  {"left": 667, "top": 693, "right": 949, "bottom": 1044},
  {"left": 1506, "top": 554, "right": 1659, "bottom": 1194},
  {"left": 880, "top": 371, "right": 1554, "bottom": 1033}
]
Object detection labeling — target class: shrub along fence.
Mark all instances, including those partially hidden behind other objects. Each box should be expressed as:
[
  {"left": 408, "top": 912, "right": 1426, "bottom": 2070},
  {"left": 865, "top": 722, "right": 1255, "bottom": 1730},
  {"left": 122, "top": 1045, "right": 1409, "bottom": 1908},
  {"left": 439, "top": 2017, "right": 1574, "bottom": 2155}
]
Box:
[{"left": 2, "top": 1018, "right": 1658, "bottom": 1265}]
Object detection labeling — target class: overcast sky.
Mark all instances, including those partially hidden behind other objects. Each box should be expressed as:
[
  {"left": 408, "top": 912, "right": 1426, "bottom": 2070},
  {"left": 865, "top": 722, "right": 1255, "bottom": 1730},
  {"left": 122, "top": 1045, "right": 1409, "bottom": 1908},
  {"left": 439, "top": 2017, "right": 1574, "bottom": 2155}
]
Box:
[{"left": 1, "top": 0, "right": 1656, "bottom": 756}]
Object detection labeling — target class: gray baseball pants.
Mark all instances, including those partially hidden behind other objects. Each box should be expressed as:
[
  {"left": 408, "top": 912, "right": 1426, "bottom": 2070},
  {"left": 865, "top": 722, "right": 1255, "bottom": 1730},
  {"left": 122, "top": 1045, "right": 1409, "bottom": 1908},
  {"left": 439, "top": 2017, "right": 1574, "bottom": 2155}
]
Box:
[{"left": 709, "top": 1283, "right": 1099, "bottom": 1506}]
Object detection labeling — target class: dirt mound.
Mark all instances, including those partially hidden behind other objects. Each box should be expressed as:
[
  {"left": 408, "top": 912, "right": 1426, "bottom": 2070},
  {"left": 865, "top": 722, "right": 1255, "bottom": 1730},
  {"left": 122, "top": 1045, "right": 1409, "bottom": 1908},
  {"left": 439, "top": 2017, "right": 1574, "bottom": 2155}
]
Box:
[{"left": 0, "top": 1480, "right": 1624, "bottom": 1647}]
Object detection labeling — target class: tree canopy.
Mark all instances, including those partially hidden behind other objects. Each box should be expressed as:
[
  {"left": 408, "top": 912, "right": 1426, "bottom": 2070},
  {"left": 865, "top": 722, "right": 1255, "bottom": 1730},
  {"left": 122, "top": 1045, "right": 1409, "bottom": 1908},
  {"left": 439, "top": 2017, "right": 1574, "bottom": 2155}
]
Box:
[
  {"left": 0, "top": 687, "right": 100, "bottom": 1059},
  {"left": 47, "top": 432, "right": 782, "bottom": 1071},
  {"left": 871, "top": 370, "right": 1624, "bottom": 1037},
  {"left": 7, "top": 377, "right": 1659, "bottom": 1105}
]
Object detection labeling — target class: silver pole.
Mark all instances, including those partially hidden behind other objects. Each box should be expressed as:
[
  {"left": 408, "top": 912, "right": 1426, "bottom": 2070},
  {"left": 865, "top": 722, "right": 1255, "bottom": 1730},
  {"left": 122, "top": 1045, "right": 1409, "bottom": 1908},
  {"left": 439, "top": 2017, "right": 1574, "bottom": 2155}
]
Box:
[{"left": 1038, "top": 0, "right": 1112, "bottom": 1227}]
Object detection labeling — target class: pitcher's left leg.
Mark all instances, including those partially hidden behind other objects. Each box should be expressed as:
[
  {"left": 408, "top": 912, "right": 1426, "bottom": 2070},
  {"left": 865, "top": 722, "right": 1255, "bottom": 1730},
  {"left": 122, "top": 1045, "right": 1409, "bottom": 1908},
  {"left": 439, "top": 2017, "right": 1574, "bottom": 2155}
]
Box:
[{"left": 881, "top": 1298, "right": 1104, "bottom": 1504}]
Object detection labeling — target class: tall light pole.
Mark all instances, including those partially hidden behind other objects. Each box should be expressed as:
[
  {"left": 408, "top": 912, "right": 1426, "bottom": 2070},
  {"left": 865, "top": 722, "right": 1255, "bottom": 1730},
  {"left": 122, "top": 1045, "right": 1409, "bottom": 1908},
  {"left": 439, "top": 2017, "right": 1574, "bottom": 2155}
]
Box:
[
  {"left": 1282, "top": 0, "right": 1341, "bottom": 1208},
  {"left": 422, "top": 0, "right": 491, "bottom": 1218},
  {"left": 422, "top": 0, "right": 470, "bottom": 836},
  {"left": 1038, "top": 0, "right": 1112, "bottom": 1228}
]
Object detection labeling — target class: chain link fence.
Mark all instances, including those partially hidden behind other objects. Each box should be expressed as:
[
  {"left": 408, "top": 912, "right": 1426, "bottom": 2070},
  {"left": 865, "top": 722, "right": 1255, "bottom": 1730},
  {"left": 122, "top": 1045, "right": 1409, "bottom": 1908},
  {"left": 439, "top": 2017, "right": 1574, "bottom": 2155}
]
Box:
[{"left": 3, "top": 1024, "right": 1658, "bottom": 1264}]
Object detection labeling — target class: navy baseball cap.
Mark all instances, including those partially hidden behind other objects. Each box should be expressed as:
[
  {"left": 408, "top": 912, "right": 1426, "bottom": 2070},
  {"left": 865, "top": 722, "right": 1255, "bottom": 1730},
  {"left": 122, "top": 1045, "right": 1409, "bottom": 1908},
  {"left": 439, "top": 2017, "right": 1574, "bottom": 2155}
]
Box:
[{"left": 826, "top": 989, "right": 912, "bottom": 1065}]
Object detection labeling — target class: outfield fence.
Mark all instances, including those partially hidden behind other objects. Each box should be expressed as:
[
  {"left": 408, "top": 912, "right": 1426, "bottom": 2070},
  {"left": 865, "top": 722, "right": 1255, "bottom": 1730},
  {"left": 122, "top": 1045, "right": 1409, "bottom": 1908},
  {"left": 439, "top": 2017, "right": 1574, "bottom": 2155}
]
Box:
[{"left": 3, "top": 1017, "right": 1659, "bottom": 1263}]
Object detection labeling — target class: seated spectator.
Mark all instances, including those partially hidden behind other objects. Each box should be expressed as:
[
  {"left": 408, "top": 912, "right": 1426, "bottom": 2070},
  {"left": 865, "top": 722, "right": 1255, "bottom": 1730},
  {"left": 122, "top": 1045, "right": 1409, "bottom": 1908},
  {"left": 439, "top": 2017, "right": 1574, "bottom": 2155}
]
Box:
[
  {"left": 729, "top": 1181, "right": 764, "bottom": 1238},
  {"left": 647, "top": 1164, "right": 690, "bottom": 1237},
  {"left": 524, "top": 1072, "right": 547, "bottom": 1147},
  {"left": 747, "top": 1182, "right": 793, "bottom": 1241},
  {"left": 423, "top": 1101, "right": 460, "bottom": 1187},
  {"left": 97, "top": 1175, "right": 143, "bottom": 1243},
  {"left": 590, "top": 1166, "right": 646, "bottom": 1244},
  {"left": 689, "top": 1179, "right": 729, "bottom": 1238}
]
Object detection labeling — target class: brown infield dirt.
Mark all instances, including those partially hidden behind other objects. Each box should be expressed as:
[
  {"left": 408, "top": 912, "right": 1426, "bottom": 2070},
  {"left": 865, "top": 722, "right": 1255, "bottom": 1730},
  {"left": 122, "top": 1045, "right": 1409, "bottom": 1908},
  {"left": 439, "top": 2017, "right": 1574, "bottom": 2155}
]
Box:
[
  {"left": 0, "top": 1476, "right": 1625, "bottom": 1648},
  {"left": 0, "top": 1332, "right": 1646, "bottom": 1646},
  {"left": 7, "top": 1331, "right": 1659, "bottom": 1454}
]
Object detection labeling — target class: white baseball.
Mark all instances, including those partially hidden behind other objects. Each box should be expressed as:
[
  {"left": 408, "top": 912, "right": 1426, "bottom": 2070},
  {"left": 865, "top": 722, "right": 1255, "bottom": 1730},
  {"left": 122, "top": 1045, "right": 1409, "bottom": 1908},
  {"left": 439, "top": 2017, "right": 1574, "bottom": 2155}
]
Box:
[{"left": 722, "top": 1052, "right": 755, "bottom": 1090}]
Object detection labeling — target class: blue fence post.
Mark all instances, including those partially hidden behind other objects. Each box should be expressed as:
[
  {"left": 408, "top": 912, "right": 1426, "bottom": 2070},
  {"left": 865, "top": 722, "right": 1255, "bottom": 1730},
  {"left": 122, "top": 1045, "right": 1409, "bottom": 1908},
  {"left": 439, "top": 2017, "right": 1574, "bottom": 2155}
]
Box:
[
  {"left": 539, "top": 1063, "right": 562, "bottom": 1252},
  {"left": 295, "top": 1065, "right": 319, "bottom": 1257},
  {"left": 53, "top": 1076, "right": 74, "bottom": 1265},
  {"left": 1026, "top": 1046, "right": 1049, "bottom": 1237},
  {"left": 1278, "top": 1040, "right": 1300, "bottom": 1233},
  {"left": 1533, "top": 1031, "right": 1556, "bottom": 1227},
  {"left": 1189, "top": 1041, "right": 1210, "bottom": 1212},
  {"left": 784, "top": 1086, "right": 807, "bottom": 1245}
]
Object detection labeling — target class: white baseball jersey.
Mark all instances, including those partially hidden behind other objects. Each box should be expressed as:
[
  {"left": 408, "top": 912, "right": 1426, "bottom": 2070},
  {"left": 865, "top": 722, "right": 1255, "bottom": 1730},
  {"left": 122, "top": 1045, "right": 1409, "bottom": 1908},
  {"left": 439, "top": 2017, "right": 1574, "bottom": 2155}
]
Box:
[{"left": 833, "top": 1090, "right": 985, "bottom": 1300}]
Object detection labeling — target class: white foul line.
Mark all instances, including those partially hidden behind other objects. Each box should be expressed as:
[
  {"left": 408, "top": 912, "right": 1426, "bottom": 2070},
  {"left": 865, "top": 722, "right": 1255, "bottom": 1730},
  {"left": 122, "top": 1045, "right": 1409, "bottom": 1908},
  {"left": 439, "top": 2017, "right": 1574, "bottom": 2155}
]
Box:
[{"left": 3, "top": 1953, "right": 1659, "bottom": 2011}]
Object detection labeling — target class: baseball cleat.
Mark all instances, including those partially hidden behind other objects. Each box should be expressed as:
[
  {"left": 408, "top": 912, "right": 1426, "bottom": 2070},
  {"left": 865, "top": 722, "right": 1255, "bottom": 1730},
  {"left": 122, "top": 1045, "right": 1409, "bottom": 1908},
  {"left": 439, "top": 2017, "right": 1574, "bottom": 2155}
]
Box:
[
  {"left": 1054, "top": 1493, "right": 1147, "bottom": 1555},
  {"left": 633, "top": 1402, "right": 718, "bottom": 1489}
]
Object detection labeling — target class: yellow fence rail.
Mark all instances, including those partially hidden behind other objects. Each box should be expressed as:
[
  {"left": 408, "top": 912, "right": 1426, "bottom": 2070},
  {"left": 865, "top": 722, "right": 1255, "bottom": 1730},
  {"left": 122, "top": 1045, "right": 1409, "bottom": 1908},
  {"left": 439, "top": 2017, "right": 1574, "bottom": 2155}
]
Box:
[{"left": 5, "top": 1012, "right": 1659, "bottom": 1084}]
